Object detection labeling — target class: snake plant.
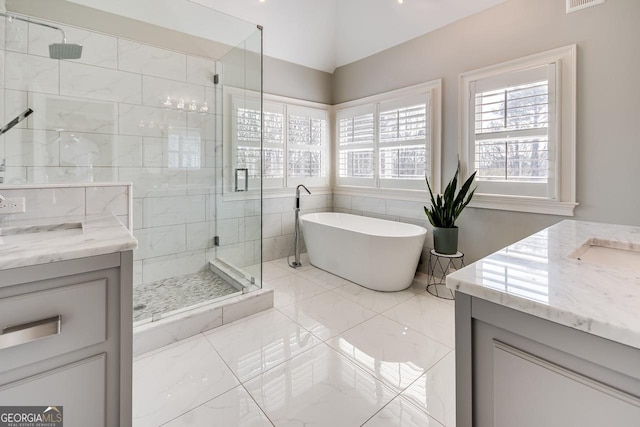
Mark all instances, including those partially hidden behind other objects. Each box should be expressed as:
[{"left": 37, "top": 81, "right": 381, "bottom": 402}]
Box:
[{"left": 424, "top": 163, "right": 477, "bottom": 228}]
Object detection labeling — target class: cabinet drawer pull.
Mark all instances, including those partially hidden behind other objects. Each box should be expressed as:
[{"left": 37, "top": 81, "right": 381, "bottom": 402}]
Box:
[{"left": 0, "top": 315, "right": 61, "bottom": 350}]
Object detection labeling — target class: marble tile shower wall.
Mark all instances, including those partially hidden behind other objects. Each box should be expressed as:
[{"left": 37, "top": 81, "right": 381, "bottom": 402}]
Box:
[
  {"left": 0, "top": 17, "right": 219, "bottom": 286},
  {"left": 0, "top": 184, "right": 131, "bottom": 228},
  {"left": 333, "top": 194, "right": 432, "bottom": 273}
]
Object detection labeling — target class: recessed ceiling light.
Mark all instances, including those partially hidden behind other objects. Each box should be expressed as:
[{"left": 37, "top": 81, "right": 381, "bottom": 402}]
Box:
[{"left": 398, "top": 0, "right": 404, "bottom": 4}]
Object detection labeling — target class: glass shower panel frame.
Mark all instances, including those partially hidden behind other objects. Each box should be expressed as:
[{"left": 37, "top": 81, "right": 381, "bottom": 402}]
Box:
[{"left": 216, "top": 26, "right": 264, "bottom": 292}]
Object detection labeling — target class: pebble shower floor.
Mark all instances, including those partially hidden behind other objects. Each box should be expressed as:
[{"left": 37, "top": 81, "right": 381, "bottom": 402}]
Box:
[{"left": 133, "top": 270, "right": 240, "bottom": 322}]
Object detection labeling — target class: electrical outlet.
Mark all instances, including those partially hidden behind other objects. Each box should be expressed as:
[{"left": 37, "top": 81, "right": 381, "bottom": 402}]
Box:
[{"left": 0, "top": 197, "right": 26, "bottom": 214}]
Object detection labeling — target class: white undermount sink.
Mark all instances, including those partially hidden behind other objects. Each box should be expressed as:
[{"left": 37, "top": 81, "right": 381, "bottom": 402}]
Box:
[
  {"left": 569, "top": 238, "right": 640, "bottom": 274},
  {"left": 0, "top": 221, "right": 83, "bottom": 237}
]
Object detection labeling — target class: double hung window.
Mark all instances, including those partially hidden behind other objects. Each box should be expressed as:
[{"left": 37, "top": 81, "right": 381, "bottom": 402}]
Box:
[
  {"left": 234, "top": 99, "right": 285, "bottom": 188},
  {"left": 336, "top": 81, "right": 441, "bottom": 191},
  {"left": 230, "top": 91, "right": 328, "bottom": 191},
  {"left": 460, "top": 46, "right": 577, "bottom": 215},
  {"left": 470, "top": 65, "right": 555, "bottom": 198},
  {"left": 287, "top": 106, "right": 328, "bottom": 187},
  {"left": 337, "top": 105, "right": 375, "bottom": 186},
  {"left": 378, "top": 94, "right": 429, "bottom": 189}
]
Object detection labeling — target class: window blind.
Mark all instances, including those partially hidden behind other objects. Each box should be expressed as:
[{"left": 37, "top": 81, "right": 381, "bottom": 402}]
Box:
[
  {"left": 460, "top": 46, "right": 577, "bottom": 214},
  {"left": 287, "top": 107, "right": 328, "bottom": 181},
  {"left": 378, "top": 101, "right": 428, "bottom": 180},
  {"left": 335, "top": 88, "right": 434, "bottom": 190},
  {"left": 474, "top": 80, "right": 549, "bottom": 183},
  {"left": 288, "top": 115, "right": 324, "bottom": 146},
  {"left": 340, "top": 113, "right": 375, "bottom": 145},
  {"left": 288, "top": 109, "right": 327, "bottom": 178},
  {"left": 470, "top": 64, "right": 555, "bottom": 198},
  {"left": 337, "top": 107, "right": 375, "bottom": 180},
  {"left": 379, "top": 104, "right": 427, "bottom": 143},
  {"left": 235, "top": 104, "right": 284, "bottom": 179}
]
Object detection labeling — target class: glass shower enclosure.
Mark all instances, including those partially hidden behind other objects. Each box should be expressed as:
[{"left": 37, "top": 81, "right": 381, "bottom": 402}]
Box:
[
  {"left": 211, "top": 26, "right": 264, "bottom": 296},
  {"left": 0, "top": 0, "right": 264, "bottom": 327}
]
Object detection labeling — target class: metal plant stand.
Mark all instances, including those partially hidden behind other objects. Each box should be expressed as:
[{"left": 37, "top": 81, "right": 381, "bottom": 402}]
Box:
[{"left": 427, "top": 249, "right": 464, "bottom": 300}]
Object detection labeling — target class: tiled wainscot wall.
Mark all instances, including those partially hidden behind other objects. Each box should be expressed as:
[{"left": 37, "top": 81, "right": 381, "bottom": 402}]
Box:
[
  {"left": 215, "top": 192, "right": 333, "bottom": 268},
  {"left": 0, "top": 183, "right": 131, "bottom": 228}
]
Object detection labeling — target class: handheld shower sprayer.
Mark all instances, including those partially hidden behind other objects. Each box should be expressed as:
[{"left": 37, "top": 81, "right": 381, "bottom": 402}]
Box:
[
  {"left": 0, "top": 108, "right": 33, "bottom": 136},
  {"left": 0, "top": 107, "right": 30, "bottom": 184},
  {"left": 289, "top": 184, "right": 312, "bottom": 268}
]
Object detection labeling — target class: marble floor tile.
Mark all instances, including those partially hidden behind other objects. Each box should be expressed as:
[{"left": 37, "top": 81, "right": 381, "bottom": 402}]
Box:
[
  {"left": 363, "top": 396, "right": 444, "bottom": 427},
  {"left": 204, "top": 309, "right": 319, "bottom": 382},
  {"left": 383, "top": 293, "right": 456, "bottom": 348},
  {"left": 133, "top": 263, "right": 457, "bottom": 427},
  {"left": 263, "top": 273, "right": 328, "bottom": 308},
  {"left": 246, "top": 262, "right": 293, "bottom": 282},
  {"left": 441, "top": 297, "right": 454, "bottom": 306},
  {"left": 162, "top": 385, "right": 273, "bottom": 427},
  {"left": 328, "top": 315, "right": 450, "bottom": 392},
  {"left": 269, "top": 254, "right": 316, "bottom": 273},
  {"left": 332, "top": 282, "right": 422, "bottom": 313},
  {"left": 409, "top": 274, "right": 430, "bottom": 295},
  {"left": 133, "top": 335, "right": 239, "bottom": 427},
  {"left": 244, "top": 343, "right": 396, "bottom": 427},
  {"left": 401, "top": 350, "right": 456, "bottom": 427},
  {"left": 279, "top": 291, "right": 376, "bottom": 341},
  {"left": 296, "top": 267, "right": 350, "bottom": 289}
]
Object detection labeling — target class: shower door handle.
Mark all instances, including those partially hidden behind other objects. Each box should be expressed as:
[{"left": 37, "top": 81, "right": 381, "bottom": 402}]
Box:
[{"left": 235, "top": 168, "right": 248, "bottom": 192}]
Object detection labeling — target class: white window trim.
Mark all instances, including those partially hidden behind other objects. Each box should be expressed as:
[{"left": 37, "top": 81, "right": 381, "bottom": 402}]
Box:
[
  {"left": 459, "top": 45, "right": 578, "bottom": 216},
  {"left": 332, "top": 185, "right": 431, "bottom": 203},
  {"left": 223, "top": 86, "right": 331, "bottom": 198},
  {"left": 333, "top": 80, "right": 443, "bottom": 194}
]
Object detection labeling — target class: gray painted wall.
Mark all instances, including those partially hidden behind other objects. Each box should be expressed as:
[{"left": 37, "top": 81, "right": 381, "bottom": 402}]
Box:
[
  {"left": 332, "top": 0, "right": 640, "bottom": 262},
  {"left": 264, "top": 56, "right": 332, "bottom": 104}
]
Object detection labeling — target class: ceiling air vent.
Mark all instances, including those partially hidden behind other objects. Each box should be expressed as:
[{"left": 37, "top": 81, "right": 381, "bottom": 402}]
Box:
[{"left": 566, "top": 0, "right": 606, "bottom": 13}]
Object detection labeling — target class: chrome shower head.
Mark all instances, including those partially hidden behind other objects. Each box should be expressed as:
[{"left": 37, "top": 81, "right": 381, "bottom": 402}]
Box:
[
  {"left": 49, "top": 42, "right": 83, "bottom": 60},
  {"left": 1, "top": 12, "right": 83, "bottom": 59}
]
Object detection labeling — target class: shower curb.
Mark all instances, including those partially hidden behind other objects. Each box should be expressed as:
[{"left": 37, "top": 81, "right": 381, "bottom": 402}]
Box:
[{"left": 133, "top": 288, "right": 274, "bottom": 356}]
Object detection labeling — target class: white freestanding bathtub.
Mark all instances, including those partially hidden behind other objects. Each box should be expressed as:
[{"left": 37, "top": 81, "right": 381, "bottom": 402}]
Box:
[{"left": 300, "top": 212, "right": 427, "bottom": 292}]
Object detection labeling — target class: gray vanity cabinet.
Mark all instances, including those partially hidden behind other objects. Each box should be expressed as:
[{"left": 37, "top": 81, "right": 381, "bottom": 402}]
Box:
[
  {"left": 455, "top": 294, "right": 640, "bottom": 427},
  {"left": 0, "top": 252, "right": 133, "bottom": 427}
]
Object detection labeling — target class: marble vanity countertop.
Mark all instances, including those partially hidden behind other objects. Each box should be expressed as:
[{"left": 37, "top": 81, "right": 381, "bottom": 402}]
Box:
[
  {"left": 0, "top": 213, "right": 138, "bottom": 270},
  {"left": 447, "top": 220, "right": 640, "bottom": 350}
]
